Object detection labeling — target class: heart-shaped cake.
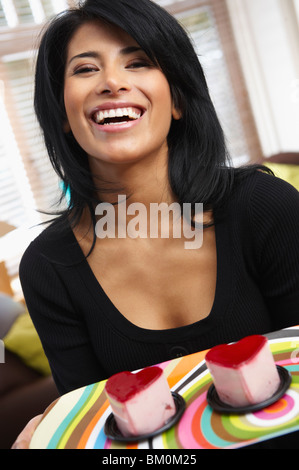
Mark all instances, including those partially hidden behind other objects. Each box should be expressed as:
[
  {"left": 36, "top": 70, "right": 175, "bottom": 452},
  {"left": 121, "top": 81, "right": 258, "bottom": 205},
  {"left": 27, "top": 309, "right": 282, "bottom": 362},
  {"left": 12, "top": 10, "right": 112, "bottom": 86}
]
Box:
[
  {"left": 206, "top": 335, "right": 268, "bottom": 367},
  {"left": 105, "top": 366, "right": 176, "bottom": 436},
  {"left": 205, "top": 335, "right": 280, "bottom": 407}
]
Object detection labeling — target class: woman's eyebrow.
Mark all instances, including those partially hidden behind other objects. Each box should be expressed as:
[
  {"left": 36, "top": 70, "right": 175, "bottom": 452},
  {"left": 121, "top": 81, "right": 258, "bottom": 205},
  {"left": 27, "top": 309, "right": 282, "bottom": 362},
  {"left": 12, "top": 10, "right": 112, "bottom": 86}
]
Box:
[
  {"left": 120, "top": 46, "right": 143, "bottom": 55},
  {"left": 67, "top": 46, "right": 144, "bottom": 66}
]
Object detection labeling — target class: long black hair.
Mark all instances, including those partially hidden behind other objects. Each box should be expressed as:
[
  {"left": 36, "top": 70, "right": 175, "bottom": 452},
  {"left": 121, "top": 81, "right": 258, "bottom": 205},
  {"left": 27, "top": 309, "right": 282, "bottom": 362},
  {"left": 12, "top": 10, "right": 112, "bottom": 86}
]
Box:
[{"left": 34, "top": 0, "right": 268, "bottom": 231}]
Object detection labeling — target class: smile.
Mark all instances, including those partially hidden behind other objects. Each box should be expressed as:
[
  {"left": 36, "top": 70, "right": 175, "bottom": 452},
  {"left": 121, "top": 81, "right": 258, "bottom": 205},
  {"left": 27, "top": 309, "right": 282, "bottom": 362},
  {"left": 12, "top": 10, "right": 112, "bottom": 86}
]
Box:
[{"left": 93, "top": 107, "right": 143, "bottom": 126}]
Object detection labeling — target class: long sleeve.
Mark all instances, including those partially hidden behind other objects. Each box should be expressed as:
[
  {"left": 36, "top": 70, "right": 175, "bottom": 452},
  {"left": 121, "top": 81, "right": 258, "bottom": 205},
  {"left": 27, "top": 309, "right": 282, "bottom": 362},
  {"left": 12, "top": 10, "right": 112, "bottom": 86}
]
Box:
[
  {"left": 19, "top": 239, "right": 105, "bottom": 395},
  {"left": 248, "top": 173, "right": 299, "bottom": 329}
]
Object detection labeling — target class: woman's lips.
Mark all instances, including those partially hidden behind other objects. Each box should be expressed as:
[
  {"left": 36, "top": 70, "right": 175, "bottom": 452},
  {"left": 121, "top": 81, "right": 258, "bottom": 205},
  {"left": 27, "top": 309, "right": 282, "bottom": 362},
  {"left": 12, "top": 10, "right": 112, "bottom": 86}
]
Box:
[
  {"left": 90, "top": 102, "right": 145, "bottom": 125},
  {"left": 90, "top": 103, "right": 145, "bottom": 132}
]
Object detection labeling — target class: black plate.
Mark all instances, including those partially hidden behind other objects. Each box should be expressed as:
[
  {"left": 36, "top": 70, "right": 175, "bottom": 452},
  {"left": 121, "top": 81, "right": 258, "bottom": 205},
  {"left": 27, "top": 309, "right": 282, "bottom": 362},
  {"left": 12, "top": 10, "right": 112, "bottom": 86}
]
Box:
[
  {"left": 207, "top": 365, "right": 292, "bottom": 414},
  {"left": 104, "top": 391, "right": 185, "bottom": 442}
]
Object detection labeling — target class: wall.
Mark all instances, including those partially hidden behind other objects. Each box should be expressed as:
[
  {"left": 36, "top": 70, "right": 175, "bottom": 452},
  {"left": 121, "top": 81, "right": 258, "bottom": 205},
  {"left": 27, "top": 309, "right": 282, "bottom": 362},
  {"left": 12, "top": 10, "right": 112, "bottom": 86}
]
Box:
[{"left": 227, "top": 0, "right": 299, "bottom": 157}]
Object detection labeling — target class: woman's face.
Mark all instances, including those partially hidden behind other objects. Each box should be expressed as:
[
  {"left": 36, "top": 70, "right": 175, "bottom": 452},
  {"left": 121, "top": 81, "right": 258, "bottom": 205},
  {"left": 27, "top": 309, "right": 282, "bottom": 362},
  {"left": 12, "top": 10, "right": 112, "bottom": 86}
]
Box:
[{"left": 63, "top": 20, "right": 180, "bottom": 170}]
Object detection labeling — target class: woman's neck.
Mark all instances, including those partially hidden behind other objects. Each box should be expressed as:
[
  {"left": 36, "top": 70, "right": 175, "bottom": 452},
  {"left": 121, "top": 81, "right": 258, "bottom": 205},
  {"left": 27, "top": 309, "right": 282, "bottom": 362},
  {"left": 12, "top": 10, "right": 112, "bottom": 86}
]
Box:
[{"left": 88, "top": 150, "right": 177, "bottom": 208}]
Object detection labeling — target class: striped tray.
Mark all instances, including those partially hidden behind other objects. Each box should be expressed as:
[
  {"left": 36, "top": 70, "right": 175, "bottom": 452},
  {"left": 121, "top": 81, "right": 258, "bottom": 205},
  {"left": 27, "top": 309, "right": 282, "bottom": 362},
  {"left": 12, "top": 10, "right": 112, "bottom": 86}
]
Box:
[{"left": 30, "top": 326, "right": 299, "bottom": 449}]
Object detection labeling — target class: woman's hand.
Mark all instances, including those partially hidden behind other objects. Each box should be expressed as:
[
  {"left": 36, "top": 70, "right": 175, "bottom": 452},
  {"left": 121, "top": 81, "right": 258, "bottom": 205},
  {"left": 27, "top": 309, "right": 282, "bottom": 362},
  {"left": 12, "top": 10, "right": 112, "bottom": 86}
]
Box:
[{"left": 11, "top": 414, "right": 43, "bottom": 449}]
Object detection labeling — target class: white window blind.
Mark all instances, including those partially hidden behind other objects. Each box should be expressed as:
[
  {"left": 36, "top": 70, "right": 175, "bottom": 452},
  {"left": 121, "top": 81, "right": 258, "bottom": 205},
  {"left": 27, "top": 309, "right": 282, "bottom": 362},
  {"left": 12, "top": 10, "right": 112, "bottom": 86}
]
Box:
[
  {"left": 177, "top": 6, "right": 250, "bottom": 165},
  {"left": 13, "top": 0, "right": 34, "bottom": 24},
  {"left": 2, "top": 53, "right": 60, "bottom": 221},
  {"left": 0, "top": 0, "right": 67, "bottom": 285},
  {"left": 0, "top": 98, "right": 32, "bottom": 227},
  {"left": 0, "top": 0, "right": 67, "bottom": 27},
  {"left": 0, "top": 3, "right": 6, "bottom": 26},
  {"left": 154, "top": 0, "right": 261, "bottom": 165}
]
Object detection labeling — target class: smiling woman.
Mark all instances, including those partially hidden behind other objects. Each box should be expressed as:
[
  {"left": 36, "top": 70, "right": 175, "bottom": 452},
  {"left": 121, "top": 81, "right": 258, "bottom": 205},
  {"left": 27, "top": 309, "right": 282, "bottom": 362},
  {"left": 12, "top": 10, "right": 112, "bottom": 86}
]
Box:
[
  {"left": 34, "top": 0, "right": 233, "bottom": 223},
  {"left": 62, "top": 20, "right": 180, "bottom": 170},
  {"left": 14, "top": 0, "right": 299, "bottom": 448}
]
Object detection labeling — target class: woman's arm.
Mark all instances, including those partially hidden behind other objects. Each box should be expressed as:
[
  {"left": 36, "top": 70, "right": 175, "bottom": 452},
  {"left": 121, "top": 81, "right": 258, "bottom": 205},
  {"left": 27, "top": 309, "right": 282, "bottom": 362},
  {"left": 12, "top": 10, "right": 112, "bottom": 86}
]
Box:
[
  {"left": 249, "top": 173, "right": 299, "bottom": 329},
  {"left": 19, "top": 239, "right": 105, "bottom": 395}
]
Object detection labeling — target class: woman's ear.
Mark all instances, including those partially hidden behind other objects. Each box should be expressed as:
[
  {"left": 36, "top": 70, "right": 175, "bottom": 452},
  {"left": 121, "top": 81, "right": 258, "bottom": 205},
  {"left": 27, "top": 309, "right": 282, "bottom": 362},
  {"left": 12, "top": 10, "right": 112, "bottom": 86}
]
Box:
[
  {"left": 63, "top": 120, "right": 71, "bottom": 133},
  {"left": 172, "top": 105, "right": 182, "bottom": 120}
]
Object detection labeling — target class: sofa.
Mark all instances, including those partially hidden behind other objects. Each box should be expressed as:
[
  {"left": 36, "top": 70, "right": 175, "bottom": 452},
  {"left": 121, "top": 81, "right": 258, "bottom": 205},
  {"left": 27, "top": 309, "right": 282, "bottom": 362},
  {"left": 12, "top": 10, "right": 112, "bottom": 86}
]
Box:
[
  {"left": 262, "top": 152, "right": 299, "bottom": 190},
  {"left": 0, "top": 293, "right": 59, "bottom": 449}
]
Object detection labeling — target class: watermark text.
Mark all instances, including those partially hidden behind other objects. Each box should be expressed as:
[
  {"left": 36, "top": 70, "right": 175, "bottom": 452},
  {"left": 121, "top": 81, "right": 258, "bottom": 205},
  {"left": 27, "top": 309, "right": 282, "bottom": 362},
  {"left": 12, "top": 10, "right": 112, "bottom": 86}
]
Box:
[{"left": 95, "top": 196, "right": 203, "bottom": 249}]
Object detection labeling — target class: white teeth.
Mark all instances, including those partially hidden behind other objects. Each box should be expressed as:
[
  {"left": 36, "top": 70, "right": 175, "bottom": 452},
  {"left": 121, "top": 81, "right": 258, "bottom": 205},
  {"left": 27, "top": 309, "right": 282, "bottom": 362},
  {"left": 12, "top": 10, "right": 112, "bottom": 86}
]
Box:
[
  {"left": 115, "top": 108, "right": 123, "bottom": 117},
  {"left": 94, "top": 107, "right": 141, "bottom": 124}
]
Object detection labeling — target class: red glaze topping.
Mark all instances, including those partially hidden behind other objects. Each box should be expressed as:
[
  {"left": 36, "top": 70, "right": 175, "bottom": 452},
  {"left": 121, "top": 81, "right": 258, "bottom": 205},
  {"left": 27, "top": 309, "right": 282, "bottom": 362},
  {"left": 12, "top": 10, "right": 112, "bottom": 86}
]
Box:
[
  {"left": 205, "top": 335, "right": 267, "bottom": 368},
  {"left": 105, "top": 366, "right": 163, "bottom": 402}
]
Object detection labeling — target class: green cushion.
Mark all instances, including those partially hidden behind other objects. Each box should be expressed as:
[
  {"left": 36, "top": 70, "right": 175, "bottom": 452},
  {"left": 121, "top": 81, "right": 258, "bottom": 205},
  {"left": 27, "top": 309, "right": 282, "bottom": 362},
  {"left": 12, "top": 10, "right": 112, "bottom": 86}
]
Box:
[
  {"left": 3, "top": 312, "right": 51, "bottom": 376},
  {"left": 265, "top": 163, "right": 299, "bottom": 190}
]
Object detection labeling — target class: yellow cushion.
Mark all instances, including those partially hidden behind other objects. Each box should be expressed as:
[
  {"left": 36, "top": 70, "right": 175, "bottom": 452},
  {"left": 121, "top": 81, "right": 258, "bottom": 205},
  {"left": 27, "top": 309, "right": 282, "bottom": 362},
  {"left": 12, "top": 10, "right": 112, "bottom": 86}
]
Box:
[
  {"left": 3, "top": 312, "right": 51, "bottom": 376},
  {"left": 265, "top": 163, "right": 299, "bottom": 190}
]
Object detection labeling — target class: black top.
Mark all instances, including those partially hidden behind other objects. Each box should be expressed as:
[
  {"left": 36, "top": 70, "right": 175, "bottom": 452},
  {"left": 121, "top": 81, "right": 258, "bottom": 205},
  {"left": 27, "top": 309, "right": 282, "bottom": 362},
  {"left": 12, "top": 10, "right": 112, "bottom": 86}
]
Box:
[{"left": 19, "top": 171, "right": 299, "bottom": 395}]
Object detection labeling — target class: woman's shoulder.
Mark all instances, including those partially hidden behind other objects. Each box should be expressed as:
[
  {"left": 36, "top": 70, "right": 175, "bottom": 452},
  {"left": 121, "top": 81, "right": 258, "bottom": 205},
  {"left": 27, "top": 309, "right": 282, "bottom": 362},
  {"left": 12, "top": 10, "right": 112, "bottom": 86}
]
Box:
[
  {"left": 22, "top": 219, "right": 68, "bottom": 252},
  {"left": 231, "top": 167, "right": 299, "bottom": 214},
  {"left": 214, "top": 167, "right": 299, "bottom": 241},
  {"left": 227, "top": 168, "right": 299, "bottom": 248},
  {"left": 20, "top": 218, "right": 80, "bottom": 272}
]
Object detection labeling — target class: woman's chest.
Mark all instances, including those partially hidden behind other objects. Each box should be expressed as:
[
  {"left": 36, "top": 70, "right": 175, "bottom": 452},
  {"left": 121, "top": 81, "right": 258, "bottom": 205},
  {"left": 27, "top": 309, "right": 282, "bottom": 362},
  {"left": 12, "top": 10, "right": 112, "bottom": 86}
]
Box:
[{"left": 85, "top": 228, "right": 217, "bottom": 330}]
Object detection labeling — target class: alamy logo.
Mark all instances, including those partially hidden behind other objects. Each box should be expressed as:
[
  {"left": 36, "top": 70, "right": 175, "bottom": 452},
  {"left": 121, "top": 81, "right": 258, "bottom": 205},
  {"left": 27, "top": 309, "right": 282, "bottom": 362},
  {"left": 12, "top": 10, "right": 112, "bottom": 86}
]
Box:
[{"left": 95, "top": 195, "right": 203, "bottom": 249}]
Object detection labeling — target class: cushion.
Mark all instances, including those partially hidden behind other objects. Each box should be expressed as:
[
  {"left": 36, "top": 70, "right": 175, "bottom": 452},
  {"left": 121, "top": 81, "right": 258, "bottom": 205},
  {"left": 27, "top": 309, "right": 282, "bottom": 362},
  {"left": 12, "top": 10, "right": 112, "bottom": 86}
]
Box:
[
  {"left": 0, "top": 293, "right": 25, "bottom": 339},
  {"left": 265, "top": 163, "right": 299, "bottom": 191},
  {"left": 3, "top": 312, "right": 51, "bottom": 376}
]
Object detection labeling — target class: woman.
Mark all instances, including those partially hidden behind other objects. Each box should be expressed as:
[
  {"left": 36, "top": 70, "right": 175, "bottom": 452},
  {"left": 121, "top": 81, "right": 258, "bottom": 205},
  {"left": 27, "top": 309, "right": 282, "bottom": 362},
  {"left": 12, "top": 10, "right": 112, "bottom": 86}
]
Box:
[{"left": 15, "top": 0, "right": 299, "bottom": 445}]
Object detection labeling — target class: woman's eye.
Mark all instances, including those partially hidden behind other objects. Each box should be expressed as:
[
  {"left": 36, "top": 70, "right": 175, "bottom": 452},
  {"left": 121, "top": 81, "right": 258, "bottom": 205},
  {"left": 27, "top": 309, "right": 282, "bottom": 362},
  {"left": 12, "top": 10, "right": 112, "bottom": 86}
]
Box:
[
  {"left": 73, "top": 66, "right": 98, "bottom": 75},
  {"left": 127, "top": 60, "right": 152, "bottom": 69}
]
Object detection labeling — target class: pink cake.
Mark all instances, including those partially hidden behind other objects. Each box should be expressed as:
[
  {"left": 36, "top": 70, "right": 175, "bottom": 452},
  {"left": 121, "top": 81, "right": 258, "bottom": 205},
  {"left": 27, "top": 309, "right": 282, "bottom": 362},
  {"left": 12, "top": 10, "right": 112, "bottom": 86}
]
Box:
[
  {"left": 105, "top": 366, "right": 176, "bottom": 437},
  {"left": 205, "top": 335, "right": 281, "bottom": 407}
]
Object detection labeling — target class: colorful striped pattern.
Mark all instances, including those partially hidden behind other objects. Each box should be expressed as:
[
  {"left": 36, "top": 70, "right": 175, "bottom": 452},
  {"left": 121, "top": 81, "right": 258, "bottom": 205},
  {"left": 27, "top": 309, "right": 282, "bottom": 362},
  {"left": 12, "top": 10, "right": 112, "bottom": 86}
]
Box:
[{"left": 30, "top": 327, "right": 299, "bottom": 449}]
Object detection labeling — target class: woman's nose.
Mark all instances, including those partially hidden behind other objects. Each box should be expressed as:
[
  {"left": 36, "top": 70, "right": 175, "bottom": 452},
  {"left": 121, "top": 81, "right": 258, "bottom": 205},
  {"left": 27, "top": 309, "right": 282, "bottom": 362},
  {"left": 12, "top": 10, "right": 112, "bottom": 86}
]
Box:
[{"left": 96, "top": 68, "right": 132, "bottom": 95}]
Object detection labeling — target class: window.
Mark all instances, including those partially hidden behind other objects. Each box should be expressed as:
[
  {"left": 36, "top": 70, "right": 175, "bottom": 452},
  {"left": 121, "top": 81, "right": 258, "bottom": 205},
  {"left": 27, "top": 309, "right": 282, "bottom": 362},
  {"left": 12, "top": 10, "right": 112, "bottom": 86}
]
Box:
[
  {"left": 0, "top": 0, "right": 68, "bottom": 230},
  {"left": 0, "top": 0, "right": 67, "bottom": 283},
  {"left": 161, "top": 0, "right": 262, "bottom": 165},
  {"left": 0, "top": 0, "right": 67, "bottom": 27},
  {"left": 180, "top": 8, "right": 249, "bottom": 164}
]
